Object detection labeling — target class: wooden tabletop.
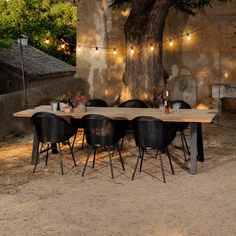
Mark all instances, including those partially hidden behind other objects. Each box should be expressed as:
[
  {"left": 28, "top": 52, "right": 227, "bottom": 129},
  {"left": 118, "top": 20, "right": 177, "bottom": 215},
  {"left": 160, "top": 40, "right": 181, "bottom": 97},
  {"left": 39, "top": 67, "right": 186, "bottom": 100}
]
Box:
[{"left": 13, "top": 105, "right": 217, "bottom": 123}]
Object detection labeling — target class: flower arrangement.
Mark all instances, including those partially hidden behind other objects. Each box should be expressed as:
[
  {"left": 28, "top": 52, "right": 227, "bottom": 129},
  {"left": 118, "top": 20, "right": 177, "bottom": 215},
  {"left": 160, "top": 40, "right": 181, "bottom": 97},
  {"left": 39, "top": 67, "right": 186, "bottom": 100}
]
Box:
[{"left": 70, "top": 93, "right": 87, "bottom": 108}]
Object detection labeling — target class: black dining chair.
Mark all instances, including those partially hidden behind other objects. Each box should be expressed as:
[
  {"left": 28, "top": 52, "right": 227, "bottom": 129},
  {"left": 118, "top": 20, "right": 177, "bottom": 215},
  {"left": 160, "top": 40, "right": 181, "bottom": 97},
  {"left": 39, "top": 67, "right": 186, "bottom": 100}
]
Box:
[
  {"left": 132, "top": 116, "right": 176, "bottom": 183},
  {"left": 118, "top": 99, "right": 147, "bottom": 108},
  {"left": 169, "top": 100, "right": 191, "bottom": 161},
  {"left": 81, "top": 114, "right": 126, "bottom": 178},
  {"left": 31, "top": 112, "right": 77, "bottom": 175},
  {"left": 87, "top": 99, "right": 108, "bottom": 107},
  {"left": 70, "top": 98, "right": 108, "bottom": 150},
  {"left": 118, "top": 99, "right": 148, "bottom": 150}
]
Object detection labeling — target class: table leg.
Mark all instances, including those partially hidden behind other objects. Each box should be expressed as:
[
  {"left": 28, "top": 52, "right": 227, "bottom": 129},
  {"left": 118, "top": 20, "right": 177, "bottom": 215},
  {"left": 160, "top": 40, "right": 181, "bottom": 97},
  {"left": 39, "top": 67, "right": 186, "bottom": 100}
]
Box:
[
  {"left": 190, "top": 123, "right": 197, "bottom": 174},
  {"left": 31, "top": 130, "right": 39, "bottom": 165},
  {"left": 197, "top": 123, "right": 204, "bottom": 162}
]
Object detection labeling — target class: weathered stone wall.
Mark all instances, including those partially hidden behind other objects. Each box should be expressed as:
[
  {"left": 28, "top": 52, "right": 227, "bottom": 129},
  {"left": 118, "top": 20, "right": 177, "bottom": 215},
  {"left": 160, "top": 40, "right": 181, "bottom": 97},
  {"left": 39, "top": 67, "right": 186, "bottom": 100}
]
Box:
[
  {"left": 0, "top": 67, "right": 23, "bottom": 94},
  {"left": 76, "top": 0, "right": 129, "bottom": 104},
  {"left": 76, "top": 0, "right": 236, "bottom": 109},
  {"left": 0, "top": 65, "right": 75, "bottom": 95},
  {"left": 0, "top": 78, "right": 89, "bottom": 140},
  {"left": 164, "top": 1, "right": 236, "bottom": 108}
]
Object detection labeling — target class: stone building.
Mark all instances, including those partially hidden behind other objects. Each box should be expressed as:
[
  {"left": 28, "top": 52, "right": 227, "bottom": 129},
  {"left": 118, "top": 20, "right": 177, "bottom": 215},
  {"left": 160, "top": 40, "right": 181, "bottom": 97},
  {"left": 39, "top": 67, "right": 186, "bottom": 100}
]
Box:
[
  {"left": 0, "top": 40, "right": 76, "bottom": 95},
  {"left": 75, "top": 0, "right": 236, "bottom": 110}
]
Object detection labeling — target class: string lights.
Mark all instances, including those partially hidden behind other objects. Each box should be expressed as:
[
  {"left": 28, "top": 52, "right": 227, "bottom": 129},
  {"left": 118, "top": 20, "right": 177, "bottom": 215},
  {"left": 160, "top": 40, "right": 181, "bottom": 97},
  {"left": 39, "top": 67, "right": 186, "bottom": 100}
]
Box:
[
  {"left": 150, "top": 44, "right": 154, "bottom": 51},
  {"left": 130, "top": 46, "right": 134, "bottom": 54},
  {"left": 169, "top": 39, "right": 173, "bottom": 47},
  {"left": 43, "top": 26, "right": 205, "bottom": 55},
  {"left": 186, "top": 32, "right": 191, "bottom": 41},
  {"left": 45, "top": 38, "right": 50, "bottom": 44}
]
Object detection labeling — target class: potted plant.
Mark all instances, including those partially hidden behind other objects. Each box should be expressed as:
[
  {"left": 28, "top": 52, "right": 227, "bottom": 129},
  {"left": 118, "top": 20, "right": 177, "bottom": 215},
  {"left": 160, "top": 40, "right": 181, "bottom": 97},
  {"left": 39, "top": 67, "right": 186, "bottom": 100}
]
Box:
[
  {"left": 55, "top": 94, "right": 69, "bottom": 111},
  {"left": 70, "top": 93, "right": 87, "bottom": 112}
]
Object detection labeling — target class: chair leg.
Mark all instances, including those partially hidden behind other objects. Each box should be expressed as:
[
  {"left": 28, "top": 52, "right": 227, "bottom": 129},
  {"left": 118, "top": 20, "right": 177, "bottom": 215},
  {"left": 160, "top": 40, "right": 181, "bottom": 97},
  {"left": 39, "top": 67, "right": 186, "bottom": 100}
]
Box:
[
  {"left": 81, "top": 131, "right": 85, "bottom": 150},
  {"left": 71, "top": 132, "right": 77, "bottom": 150},
  {"left": 68, "top": 140, "right": 76, "bottom": 167},
  {"left": 45, "top": 143, "right": 49, "bottom": 166},
  {"left": 182, "top": 131, "right": 190, "bottom": 156},
  {"left": 139, "top": 149, "right": 145, "bottom": 172},
  {"left": 82, "top": 147, "right": 92, "bottom": 177},
  {"left": 159, "top": 151, "right": 166, "bottom": 183},
  {"left": 117, "top": 144, "right": 125, "bottom": 171},
  {"left": 33, "top": 143, "right": 43, "bottom": 173},
  {"left": 107, "top": 147, "right": 114, "bottom": 178},
  {"left": 180, "top": 132, "right": 187, "bottom": 161},
  {"left": 92, "top": 147, "right": 97, "bottom": 168},
  {"left": 132, "top": 148, "right": 142, "bottom": 180},
  {"left": 166, "top": 147, "right": 174, "bottom": 175},
  {"left": 120, "top": 137, "right": 124, "bottom": 151},
  {"left": 58, "top": 143, "right": 64, "bottom": 175}
]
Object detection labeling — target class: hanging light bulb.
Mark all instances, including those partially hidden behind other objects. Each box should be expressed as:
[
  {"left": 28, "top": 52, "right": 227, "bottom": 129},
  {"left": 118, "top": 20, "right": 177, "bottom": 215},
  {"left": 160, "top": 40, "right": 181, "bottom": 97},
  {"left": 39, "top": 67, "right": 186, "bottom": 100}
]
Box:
[
  {"left": 95, "top": 46, "right": 99, "bottom": 54},
  {"left": 113, "top": 48, "right": 117, "bottom": 55},
  {"left": 169, "top": 39, "right": 173, "bottom": 47},
  {"left": 150, "top": 44, "right": 154, "bottom": 51},
  {"left": 186, "top": 33, "right": 191, "bottom": 41},
  {"left": 61, "top": 43, "right": 65, "bottom": 49},
  {"left": 45, "top": 38, "right": 50, "bottom": 44},
  {"left": 130, "top": 46, "right": 134, "bottom": 54},
  {"left": 77, "top": 45, "right": 81, "bottom": 53}
]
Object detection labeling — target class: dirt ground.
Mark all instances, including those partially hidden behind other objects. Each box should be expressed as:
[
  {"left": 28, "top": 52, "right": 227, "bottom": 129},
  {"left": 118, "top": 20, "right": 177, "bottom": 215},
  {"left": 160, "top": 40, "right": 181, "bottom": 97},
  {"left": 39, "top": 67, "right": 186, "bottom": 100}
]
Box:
[{"left": 0, "top": 114, "right": 236, "bottom": 236}]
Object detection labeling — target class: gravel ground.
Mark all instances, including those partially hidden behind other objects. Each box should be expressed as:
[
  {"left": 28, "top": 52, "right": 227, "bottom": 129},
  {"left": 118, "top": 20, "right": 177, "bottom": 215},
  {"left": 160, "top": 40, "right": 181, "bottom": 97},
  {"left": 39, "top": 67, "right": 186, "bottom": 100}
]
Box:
[{"left": 0, "top": 113, "right": 235, "bottom": 236}]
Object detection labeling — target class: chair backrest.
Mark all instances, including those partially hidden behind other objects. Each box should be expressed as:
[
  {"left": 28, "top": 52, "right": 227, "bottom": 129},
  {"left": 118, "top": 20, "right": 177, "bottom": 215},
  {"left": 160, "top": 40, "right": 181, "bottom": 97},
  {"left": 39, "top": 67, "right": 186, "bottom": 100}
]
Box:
[
  {"left": 170, "top": 100, "right": 191, "bottom": 109},
  {"left": 82, "top": 114, "right": 125, "bottom": 146},
  {"left": 87, "top": 99, "right": 108, "bottom": 107},
  {"left": 118, "top": 99, "right": 147, "bottom": 108},
  {"left": 132, "top": 116, "right": 176, "bottom": 149},
  {"left": 31, "top": 112, "right": 76, "bottom": 143}
]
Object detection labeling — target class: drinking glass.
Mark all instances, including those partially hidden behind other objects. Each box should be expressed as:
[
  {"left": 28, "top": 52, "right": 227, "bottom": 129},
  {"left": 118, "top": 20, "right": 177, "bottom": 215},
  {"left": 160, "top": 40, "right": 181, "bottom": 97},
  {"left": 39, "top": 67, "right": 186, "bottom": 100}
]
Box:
[{"left": 173, "top": 102, "right": 181, "bottom": 114}]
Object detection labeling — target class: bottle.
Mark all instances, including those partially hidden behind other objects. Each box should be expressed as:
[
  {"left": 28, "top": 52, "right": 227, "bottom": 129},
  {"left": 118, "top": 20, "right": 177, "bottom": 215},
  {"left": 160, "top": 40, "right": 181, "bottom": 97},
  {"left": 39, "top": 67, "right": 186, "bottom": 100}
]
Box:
[{"left": 164, "top": 90, "right": 171, "bottom": 114}]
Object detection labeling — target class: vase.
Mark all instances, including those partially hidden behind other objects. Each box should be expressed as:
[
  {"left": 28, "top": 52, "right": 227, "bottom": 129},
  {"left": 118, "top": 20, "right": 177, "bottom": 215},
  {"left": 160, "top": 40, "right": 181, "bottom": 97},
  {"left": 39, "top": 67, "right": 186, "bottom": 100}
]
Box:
[
  {"left": 73, "top": 105, "right": 87, "bottom": 113},
  {"left": 59, "top": 102, "right": 67, "bottom": 111}
]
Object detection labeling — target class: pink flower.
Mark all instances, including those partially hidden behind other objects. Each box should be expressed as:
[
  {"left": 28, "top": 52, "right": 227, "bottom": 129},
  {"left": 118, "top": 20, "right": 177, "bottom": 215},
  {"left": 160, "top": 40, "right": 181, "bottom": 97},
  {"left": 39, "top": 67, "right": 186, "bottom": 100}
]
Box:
[{"left": 70, "top": 93, "right": 87, "bottom": 107}]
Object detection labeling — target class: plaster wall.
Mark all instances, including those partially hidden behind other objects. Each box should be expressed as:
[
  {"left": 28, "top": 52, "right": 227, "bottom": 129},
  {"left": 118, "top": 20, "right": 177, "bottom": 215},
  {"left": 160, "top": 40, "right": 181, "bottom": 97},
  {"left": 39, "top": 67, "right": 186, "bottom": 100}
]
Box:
[
  {"left": 0, "top": 78, "right": 89, "bottom": 139},
  {"left": 76, "top": 0, "right": 128, "bottom": 104},
  {"left": 76, "top": 0, "right": 236, "bottom": 109},
  {"left": 164, "top": 0, "right": 236, "bottom": 108},
  {"left": 0, "top": 66, "right": 75, "bottom": 94}
]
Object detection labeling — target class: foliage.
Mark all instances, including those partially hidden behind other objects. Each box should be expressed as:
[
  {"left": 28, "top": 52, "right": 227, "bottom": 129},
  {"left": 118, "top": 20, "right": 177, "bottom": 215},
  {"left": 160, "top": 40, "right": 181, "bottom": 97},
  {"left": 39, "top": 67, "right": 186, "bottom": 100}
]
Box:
[
  {"left": 0, "top": 0, "right": 77, "bottom": 65},
  {"left": 54, "top": 94, "right": 69, "bottom": 102},
  {"left": 0, "top": 39, "right": 11, "bottom": 50},
  {"left": 110, "top": 0, "right": 231, "bottom": 16}
]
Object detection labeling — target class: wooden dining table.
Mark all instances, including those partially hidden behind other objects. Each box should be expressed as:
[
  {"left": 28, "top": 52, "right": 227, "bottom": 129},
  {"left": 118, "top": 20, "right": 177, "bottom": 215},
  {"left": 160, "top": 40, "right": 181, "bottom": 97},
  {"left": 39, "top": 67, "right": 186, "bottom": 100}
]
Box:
[{"left": 13, "top": 105, "right": 217, "bottom": 175}]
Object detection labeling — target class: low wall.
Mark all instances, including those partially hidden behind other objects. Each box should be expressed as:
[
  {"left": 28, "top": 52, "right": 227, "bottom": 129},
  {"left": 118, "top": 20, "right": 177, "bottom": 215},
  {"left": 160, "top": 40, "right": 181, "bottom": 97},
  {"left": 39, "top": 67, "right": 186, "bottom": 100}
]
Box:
[{"left": 0, "top": 78, "right": 89, "bottom": 140}]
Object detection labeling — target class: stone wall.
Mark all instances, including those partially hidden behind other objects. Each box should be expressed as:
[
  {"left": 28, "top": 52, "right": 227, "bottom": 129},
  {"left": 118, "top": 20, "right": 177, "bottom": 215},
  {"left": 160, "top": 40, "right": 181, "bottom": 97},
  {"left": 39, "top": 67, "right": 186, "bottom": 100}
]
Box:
[
  {"left": 76, "top": 0, "right": 236, "bottom": 109},
  {"left": 0, "top": 78, "right": 89, "bottom": 140},
  {"left": 164, "top": 1, "right": 236, "bottom": 109},
  {"left": 0, "top": 65, "right": 75, "bottom": 95},
  {"left": 76, "top": 0, "right": 129, "bottom": 104}
]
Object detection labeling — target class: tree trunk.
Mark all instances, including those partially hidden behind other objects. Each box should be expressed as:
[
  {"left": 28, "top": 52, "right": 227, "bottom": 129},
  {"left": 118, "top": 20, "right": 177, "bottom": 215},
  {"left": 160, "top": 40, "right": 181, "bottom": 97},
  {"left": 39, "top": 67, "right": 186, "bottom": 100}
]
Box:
[{"left": 120, "top": 0, "right": 171, "bottom": 106}]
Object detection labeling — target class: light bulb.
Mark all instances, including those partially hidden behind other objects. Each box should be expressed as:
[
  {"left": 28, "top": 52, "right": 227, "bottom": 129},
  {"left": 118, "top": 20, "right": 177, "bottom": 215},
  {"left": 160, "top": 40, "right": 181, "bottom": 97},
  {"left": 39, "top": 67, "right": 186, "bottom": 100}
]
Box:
[
  {"left": 150, "top": 44, "right": 154, "bottom": 51},
  {"left": 95, "top": 47, "right": 99, "bottom": 54},
  {"left": 45, "top": 38, "right": 49, "bottom": 44},
  {"left": 186, "top": 33, "right": 191, "bottom": 41},
  {"left": 130, "top": 46, "right": 134, "bottom": 54},
  {"left": 169, "top": 39, "right": 173, "bottom": 47},
  {"left": 113, "top": 48, "right": 117, "bottom": 55},
  {"left": 77, "top": 45, "right": 81, "bottom": 52},
  {"left": 61, "top": 43, "right": 65, "bottom": 49}
]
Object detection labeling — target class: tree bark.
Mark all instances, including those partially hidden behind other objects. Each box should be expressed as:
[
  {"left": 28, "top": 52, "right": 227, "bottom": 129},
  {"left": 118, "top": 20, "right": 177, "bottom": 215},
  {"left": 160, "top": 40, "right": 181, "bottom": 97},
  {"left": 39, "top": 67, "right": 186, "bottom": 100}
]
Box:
[{"left": 120, "top": 0, "right": 171, "bottom": 106}]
